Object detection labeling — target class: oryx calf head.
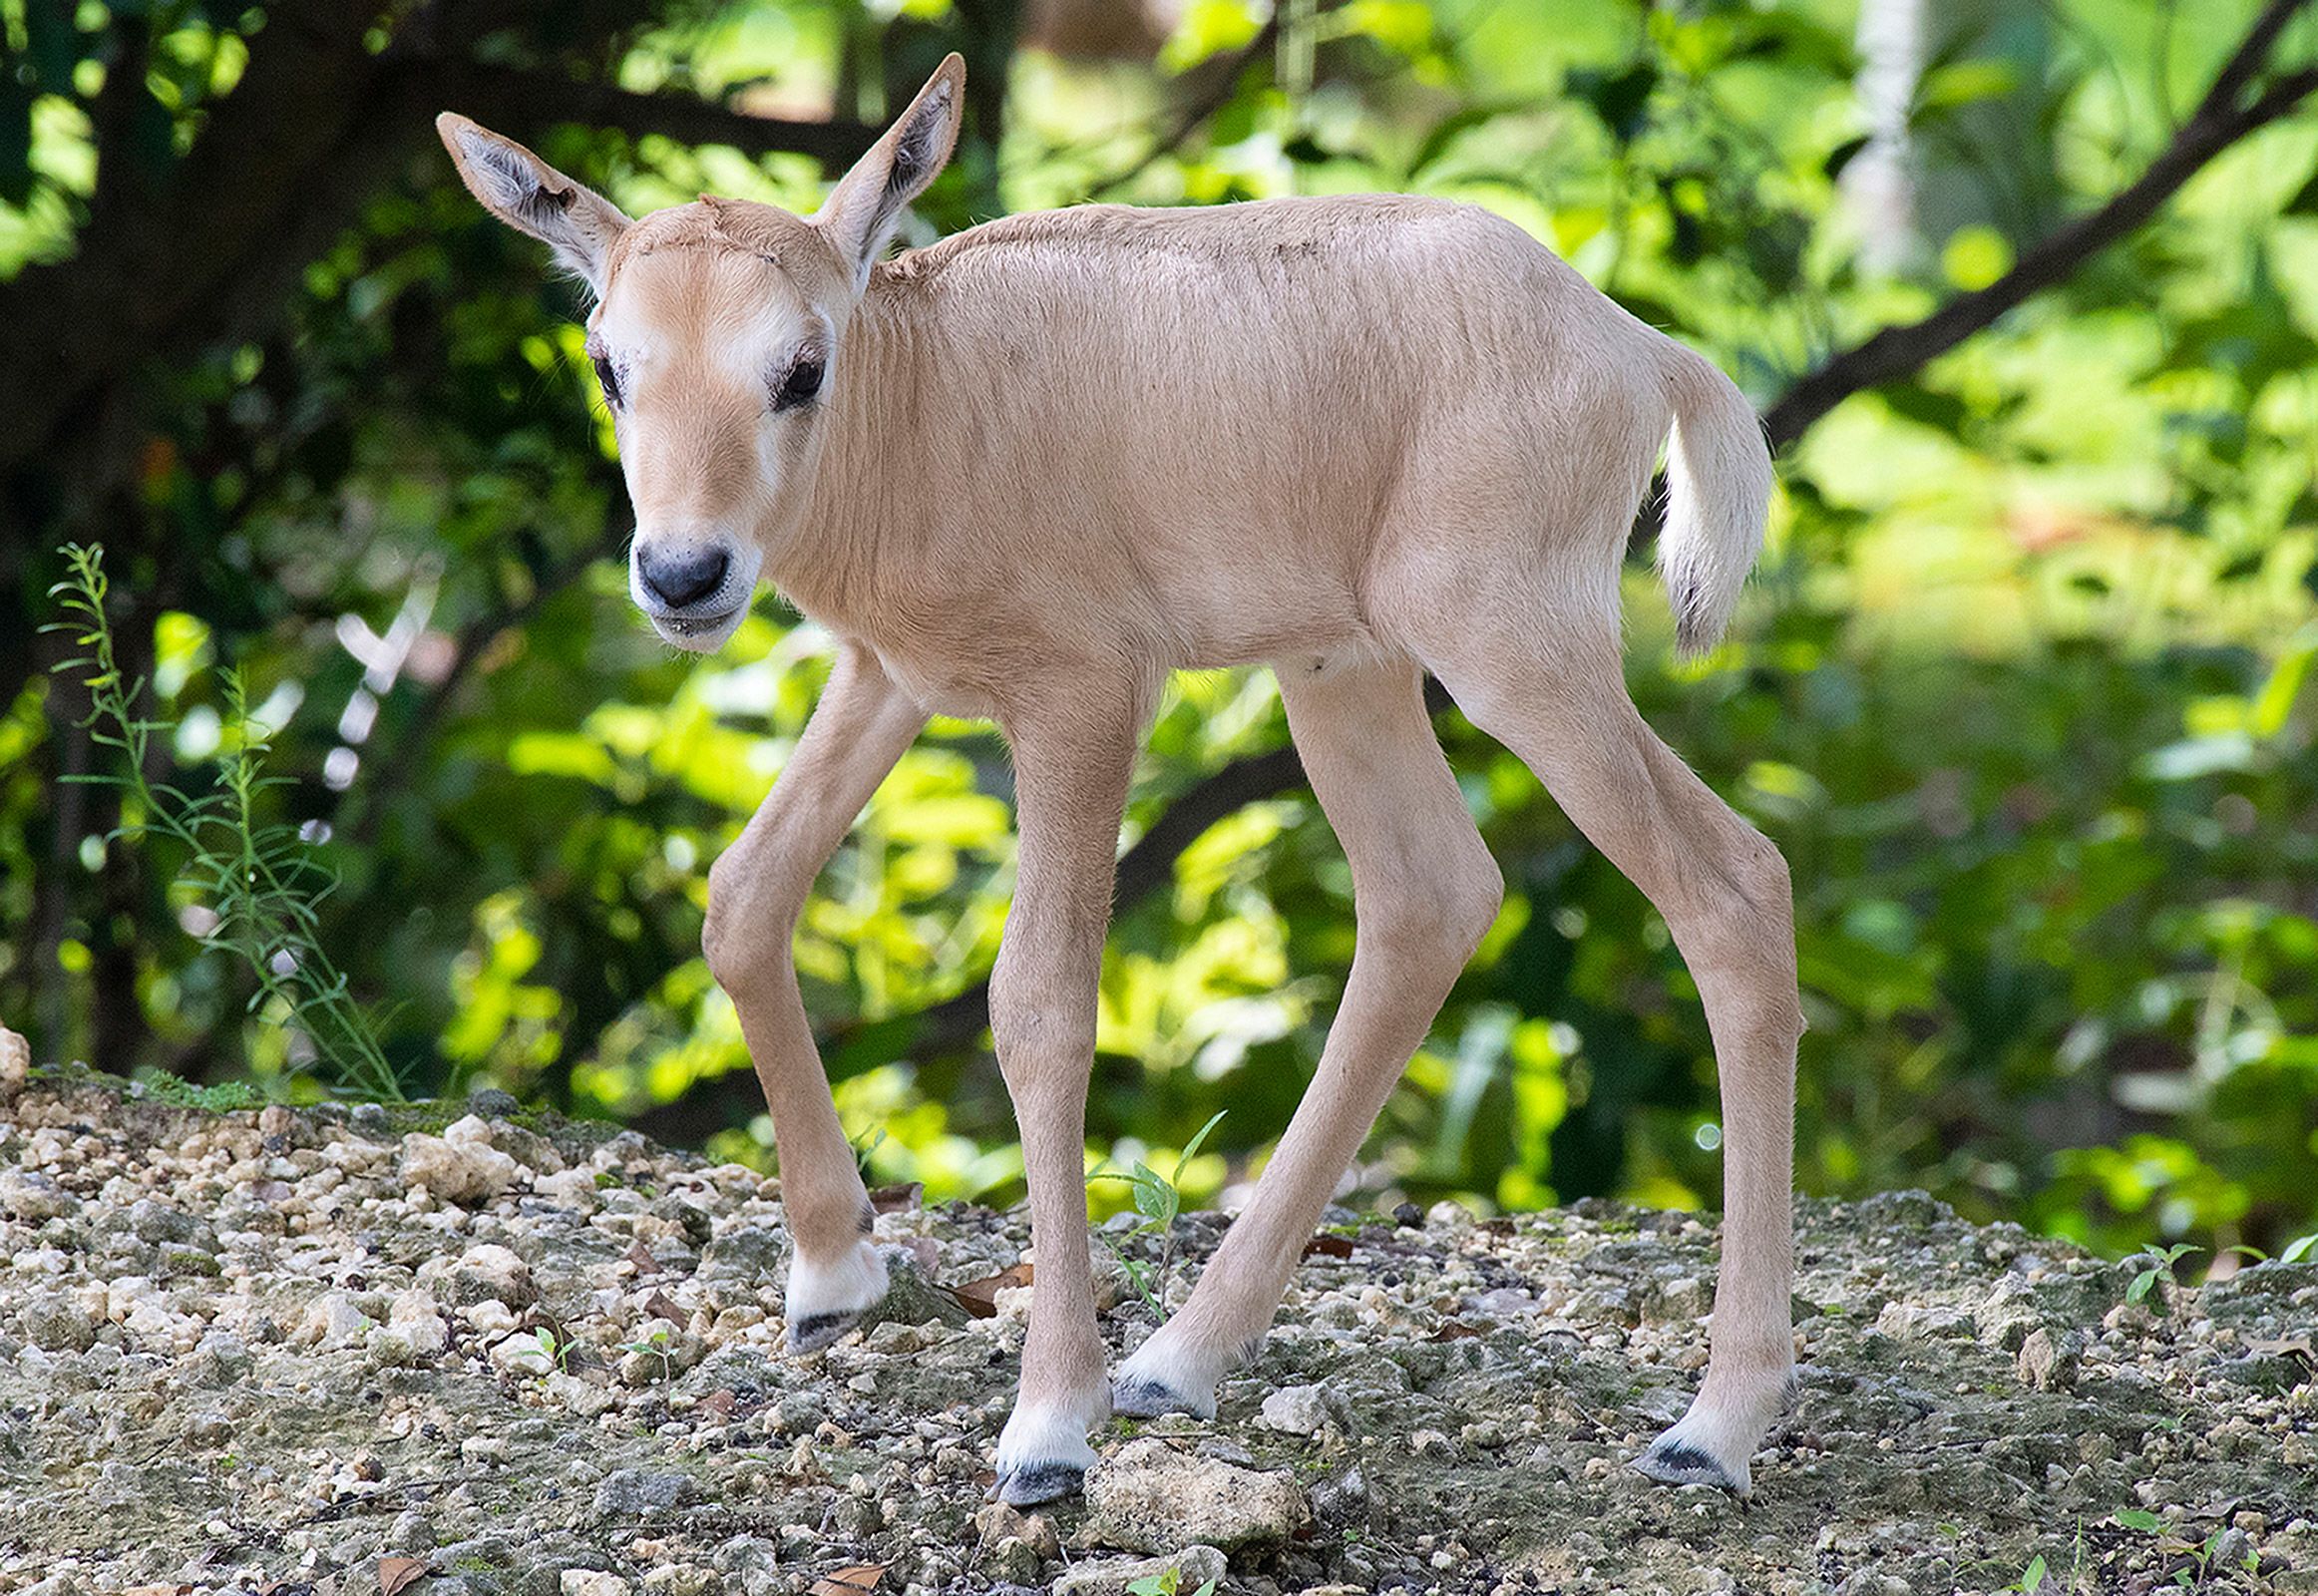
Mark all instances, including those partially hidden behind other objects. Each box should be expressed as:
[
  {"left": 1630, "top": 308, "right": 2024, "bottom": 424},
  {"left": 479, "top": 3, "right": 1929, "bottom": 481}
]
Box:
[{"left": 436, "top": 58, "right": 966, "bottom": 651}]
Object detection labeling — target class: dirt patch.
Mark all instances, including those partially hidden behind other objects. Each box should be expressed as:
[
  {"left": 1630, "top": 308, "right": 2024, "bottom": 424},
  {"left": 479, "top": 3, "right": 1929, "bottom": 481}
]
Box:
[{"left": 1, "top": 1071, "right": 2312, "bottom": 1594}]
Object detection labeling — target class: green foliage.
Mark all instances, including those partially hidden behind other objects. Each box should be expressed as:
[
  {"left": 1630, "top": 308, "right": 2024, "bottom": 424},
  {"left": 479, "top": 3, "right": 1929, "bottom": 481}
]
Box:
[
  {"left": 44, "top": 546, "right": 404, "bottom": 1101},
  {"left": 1125, "top": 1570, "right": 1220, "bottom": 1596},
  {"left": 2125, "top": 1243, "right": 2203, "bottom": 1307},
  {"left": 5, "top": 1, "right": 2318, "bottom": 1271},
  {"left": 1089, "top": 1111, "right": 1226, "bottom": 1318}
]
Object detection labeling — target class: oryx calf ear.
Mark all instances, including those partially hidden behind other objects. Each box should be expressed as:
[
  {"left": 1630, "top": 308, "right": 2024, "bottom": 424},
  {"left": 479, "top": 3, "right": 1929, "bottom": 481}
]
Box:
[
  {"left": 436, "top": 113, "right": 631, "bottom": 299},
  {"left": 814, "top": 53, "right": 966, "bottom": 291}
]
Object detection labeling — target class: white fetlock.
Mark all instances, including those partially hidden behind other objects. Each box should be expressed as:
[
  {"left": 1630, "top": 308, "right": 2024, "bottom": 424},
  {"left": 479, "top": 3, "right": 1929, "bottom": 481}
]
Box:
[
  {"left": 1633, "top": 1364, "right": 1792, "bottom": 1495},
  {"left": 783, "top": 1240, "right": 889, "bottom": 1352},
  {"left": 1109, "top": 1323, "right": 1230, "bottom": 1419},
  {"left": 990, "top": 1395, "right": 1106, "bottom": 1506}
]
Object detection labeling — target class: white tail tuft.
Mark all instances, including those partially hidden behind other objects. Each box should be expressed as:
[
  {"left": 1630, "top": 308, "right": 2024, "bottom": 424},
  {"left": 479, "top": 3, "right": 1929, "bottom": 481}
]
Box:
[{"left": 1655, "top": 343, "right": 1772, "bottom": 658}]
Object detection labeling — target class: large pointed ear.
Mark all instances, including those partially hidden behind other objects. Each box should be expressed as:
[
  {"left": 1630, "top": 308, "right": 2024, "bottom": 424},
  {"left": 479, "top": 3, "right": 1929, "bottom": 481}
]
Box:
[
  {"left": 436, "top": 113, "right": 631, "bottom": 299},
  {"left": 814, "top": 54, "right": 966, "bottom": 290}
]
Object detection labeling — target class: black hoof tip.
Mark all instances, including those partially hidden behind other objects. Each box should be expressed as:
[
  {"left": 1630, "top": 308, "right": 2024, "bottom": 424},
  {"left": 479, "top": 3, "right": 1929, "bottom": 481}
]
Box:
[
  {"left": 1111, "top": 1376, "right": 1204, "bottom": 1419},
  {"left": 786, "top": 1311, "right": 861, "bottom": 1354},
  {"left": 1633, "top": 1440, "right": 1742, "bottom": 1493},
  {"left": 995, "top": 1460, "right": 1085, "bottom": 1506}
]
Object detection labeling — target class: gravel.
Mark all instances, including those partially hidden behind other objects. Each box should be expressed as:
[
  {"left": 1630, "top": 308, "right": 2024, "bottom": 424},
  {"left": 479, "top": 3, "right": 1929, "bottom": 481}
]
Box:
[{"left": 1, "top": 1066, "right": 2313, "bottom": 1594}]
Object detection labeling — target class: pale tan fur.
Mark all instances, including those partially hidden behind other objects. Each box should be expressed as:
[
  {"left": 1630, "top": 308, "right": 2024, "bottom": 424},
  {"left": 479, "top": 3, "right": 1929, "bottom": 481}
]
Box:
[{"left": 439, "top": 55, "right": 1797, "bottom": 1503}]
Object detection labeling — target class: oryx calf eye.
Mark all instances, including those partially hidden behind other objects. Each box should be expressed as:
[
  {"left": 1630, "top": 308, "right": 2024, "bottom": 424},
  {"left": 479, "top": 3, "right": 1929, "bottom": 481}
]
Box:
[
  {"left": 773, "top": 356, "right": 823, "bottom": 412},
  {"left": 590, "top": 352, "right": 622, "bottom": 410}
]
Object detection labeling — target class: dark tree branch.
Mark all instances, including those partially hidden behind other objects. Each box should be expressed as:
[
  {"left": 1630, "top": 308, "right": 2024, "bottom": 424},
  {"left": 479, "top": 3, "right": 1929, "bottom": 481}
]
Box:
[
  {"left": 1762, "top": 0, "right": 2316, "bottom": 448},
  {"left": 1086, "top": 11, "right": 1287, "bottom": 200},
  {"left": 447, "top": 64, "right": 883, "bottom": 167}
]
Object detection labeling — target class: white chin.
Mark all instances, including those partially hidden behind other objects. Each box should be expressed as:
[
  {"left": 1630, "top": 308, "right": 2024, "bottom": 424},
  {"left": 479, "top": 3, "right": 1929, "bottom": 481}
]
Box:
[{"left": 650, "top": 610, "right": 743, "bottom": 653}]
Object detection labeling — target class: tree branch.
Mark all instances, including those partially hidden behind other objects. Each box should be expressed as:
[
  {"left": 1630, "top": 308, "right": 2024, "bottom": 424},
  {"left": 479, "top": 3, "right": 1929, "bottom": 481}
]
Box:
[
  {"left": 1086, "top": 11, "right": 1287, "bottom": 200},
  {"left": 1762, "top": 0, "right": 2316, "bottom": 448},
  {"left": 447, "top": 64, "right": 883, "bottom": 167}
]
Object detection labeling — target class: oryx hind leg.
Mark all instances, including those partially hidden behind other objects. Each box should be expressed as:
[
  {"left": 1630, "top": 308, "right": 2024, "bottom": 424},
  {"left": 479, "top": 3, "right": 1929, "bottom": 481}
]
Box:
[
  {"left": 1416, "top": 596, "right": 1801, "bottom": 1495},
  {"left": 1113, "top": 654, "right": 1499, "bottom": 1416}
]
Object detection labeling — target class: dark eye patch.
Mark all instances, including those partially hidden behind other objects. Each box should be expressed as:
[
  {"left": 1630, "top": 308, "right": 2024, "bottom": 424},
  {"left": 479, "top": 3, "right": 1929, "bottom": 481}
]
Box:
[
  {"left": 590, "top": 351, "right": 621, "bottom": 409},
  {"left": 774, "top": 355, "right": 823, "bottom": 412}
]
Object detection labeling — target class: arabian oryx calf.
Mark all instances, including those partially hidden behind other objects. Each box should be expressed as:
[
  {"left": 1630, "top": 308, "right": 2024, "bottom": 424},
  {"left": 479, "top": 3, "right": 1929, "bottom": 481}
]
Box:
[{"left": 440, "top": 53, "right": 1799, "bottom": 1505}]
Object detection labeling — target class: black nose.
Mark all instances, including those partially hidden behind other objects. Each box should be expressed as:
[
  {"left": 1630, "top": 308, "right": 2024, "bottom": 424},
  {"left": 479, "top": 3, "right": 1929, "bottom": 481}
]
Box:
[{"left": 638, "top": 546, "right": 730, "bottom": 610}]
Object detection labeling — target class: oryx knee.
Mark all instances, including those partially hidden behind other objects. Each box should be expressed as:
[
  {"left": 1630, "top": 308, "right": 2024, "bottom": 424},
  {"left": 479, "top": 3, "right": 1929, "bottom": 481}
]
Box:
[
  {"left": 702, "top": 846, "right": 811, "bottom": 998},
  {"left": 1367, "top": 840, "right": 1502, "bottom": 985},
  {"left": 988, "top": 960, "right": 1099, "bottom": 1094}
]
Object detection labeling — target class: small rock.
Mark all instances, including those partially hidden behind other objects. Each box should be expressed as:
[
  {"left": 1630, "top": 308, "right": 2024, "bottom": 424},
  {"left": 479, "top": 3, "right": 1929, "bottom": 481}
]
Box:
[
  {"left": 698, "top": 1224, "right": 787, "bottom": 1282},
  {"left": 858, "top": 1253, "right": 969, "bottom": 1333},
  {"left": 712, "top": 1538, "right": 782, "bottom": 1596},
  {"left": 0, "top": 1169, "right": 79, "bottom": 1222},
  {"left": 640, "top": 1565, "right": 718, "bottom": 1596},
  {"left": 461, "top": 1434, "right": 510, "bottom": 1466},
  {"left": 984, "top": 1538, "right": 1043, "bottom": 1582},
  {"left": 546, "top": 1371, "right": 617, "bottom": 1417},
  {"left": 1876, "top": 1301, "right": 1971, "bottom": 1341},
  {"left": 388, "top": 1290, "right": 451, "bottom": 1357},
  {"left": 0, "top": 1024, "right": 27, "bottom": 1098},
  {"left": 1084, "top": 1436, "right": 1310, "bottom": 1553},
  {"left": 973, "top": 1501, "right": 1059, "bottom": 1557},
  {"left": 468, "top": 1085, "right": 523, "bottom": 1119},
  {"left": 1259, "top": 1383, "right": 1331, "bottom": 1435},
  {"left": 1051, "top": 1545, "right": 1228, "bottom": 1596},
  {"left": 562, "top": 1574, "right": 629, "bottom": 1596},
  {"left": 2019, "top": 1327, "right": 2084, "bottom": 1392},
  {"left": 298, "top": 1291, "right": 376, "bottom": 1350},
  {"left": 617, "top": 1328, "right": 704, "bottom": 1386},
  {"left": 594, "top": 1468, "right": 698, "bottom": 1518},
  {"left": 452, "top": 1243, "right": 537, "bottom": 1308},
  {"left": 18, "top": 1295, "right": 98, "bottom": 1352},
  {"left": 490, "top": 1331, "right": 555, "bottom": 1377},
  {"left": 401, "top": 1116, "right": 522, "bottom": 1204}
]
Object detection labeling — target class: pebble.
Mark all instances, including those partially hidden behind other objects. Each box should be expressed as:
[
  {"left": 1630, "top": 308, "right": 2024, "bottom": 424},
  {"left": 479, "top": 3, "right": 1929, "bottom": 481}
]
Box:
[
  {"left": 1259, "top": 1383, "right": 1331, "bottom": 1435},
  {"left": 593, "top": 1469, "right": 699, "bottom": 1518},
  {"left": 562, "top": 1573, "right": 630, "bottom": 1596},
  {"left": 400, "top": 1116, "right": 523, "bottom": 1203}
]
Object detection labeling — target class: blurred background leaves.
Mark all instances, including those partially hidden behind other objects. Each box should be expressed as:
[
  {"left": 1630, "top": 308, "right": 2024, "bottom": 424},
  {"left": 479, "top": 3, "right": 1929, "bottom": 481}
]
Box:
[{"left": 4, "top": 0, "right": 2317, "bottom": 1262}]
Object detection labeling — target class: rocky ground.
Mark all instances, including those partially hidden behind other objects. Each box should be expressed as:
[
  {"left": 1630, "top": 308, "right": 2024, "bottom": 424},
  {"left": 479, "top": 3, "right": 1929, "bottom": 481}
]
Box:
[{"left": 1, "top": 1067, "right": 2313, "bottom": 1596}]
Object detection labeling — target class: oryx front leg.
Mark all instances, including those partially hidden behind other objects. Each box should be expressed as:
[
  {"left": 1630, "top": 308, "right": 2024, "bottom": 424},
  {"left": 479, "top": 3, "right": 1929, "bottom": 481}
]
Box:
[
  {"left": 1115, "top": 658, "right": 1499, "bottom": 1418},
  {"left": 986, "top": 681, "right": 1146, "bottom": 1506},
  {"left": 701, "top": 642, "right": 928, "bottom": 1352}
]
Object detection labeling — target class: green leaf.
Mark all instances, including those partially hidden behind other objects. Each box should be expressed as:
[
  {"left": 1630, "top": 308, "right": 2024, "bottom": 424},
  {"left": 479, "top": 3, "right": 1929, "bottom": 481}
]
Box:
[
  {"left": 2020, "top": 1554, "right": 2046, "bottom": 1593},
  {"left": 2117, "top": 1509, "right": 2164, "bottom": 1534},
  {"left": 1565, "top": 62, "right": 1657, "bottom": 145},
  {"left": 1174, "top": 1111, "right": 1228, "bottom": 1185}
]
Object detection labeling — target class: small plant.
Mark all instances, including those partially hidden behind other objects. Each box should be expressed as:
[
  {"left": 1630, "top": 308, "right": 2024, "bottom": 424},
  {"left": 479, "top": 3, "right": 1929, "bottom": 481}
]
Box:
[
  {"left": 532, "top": 1326, "right": 575, "bottom": 1377},
  {"left": 1088, "top": 1111, "right": 1225, "bottom": 1321},
  {"left": 2125, "top": 1243, "right": 2202, "bottom": 1308},
  {"left": 130, "top": 1068, "right": 266, "bottom": 1112},
  {"left": 2281, "top": 1232, "right": 2318, "bottom": 1265},
  {"left": 1999, "top": 1553, "right": 2047, "bottom": 1595},
  {"left": 618, "top": 1326, "right": 676, "bottom": 1381},
  {"left": 1124, "top": 1570, "right": 1219, "bottom": 1596},
  {"left": 46, "top": 544, "right": 405, "bottom": 1101}
]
